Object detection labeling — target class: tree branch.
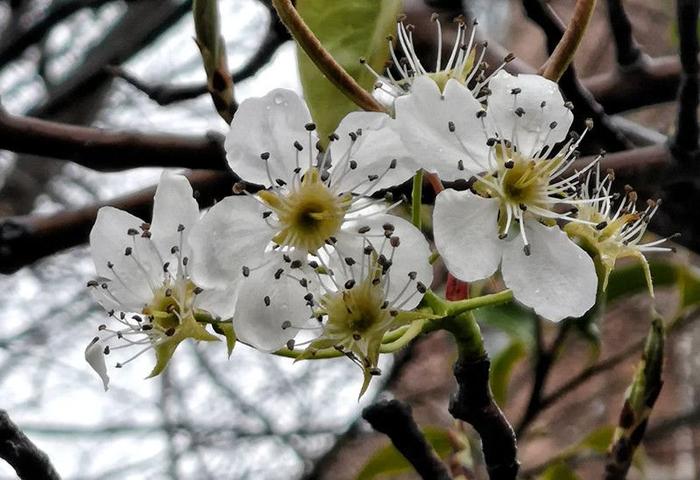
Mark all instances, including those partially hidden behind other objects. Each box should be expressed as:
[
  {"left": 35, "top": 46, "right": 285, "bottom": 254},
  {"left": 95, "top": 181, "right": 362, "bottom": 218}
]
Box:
[
  {"left": 107, "top": 3, "right": 289, "bottom": 106},
  {"left": 0, "top": 170, "right": 236, "bottom": 274},
  {"left": 0, "top": 110, "right": 228, "bottom": 171},
  {"left": 362, "top": 399, "right": 452, "bottom": 480},
  {"left": 0, "top": 410, "right": 61, "bottom": 480},
  {"left": 0, "top": 0, "right": 114, "bottom": 67},
  {"left": 670, "top": 0, "right": 700, "bottom": 161},
  {"left": 605, "top": 0, "right": 642, "bottom": 66}
]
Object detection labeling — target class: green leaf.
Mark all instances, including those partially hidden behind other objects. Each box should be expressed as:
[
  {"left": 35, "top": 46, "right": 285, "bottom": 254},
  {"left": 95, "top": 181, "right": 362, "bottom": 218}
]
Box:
[
  {"left": 212, "top": 322, "right": 237, "bottom": 358},
  {"left": 490, "top": 340, "right": 527, "bottom": 406},
  {"left": 538, "top": 461, "right": 581, "bottom": 480},
  {"left": 356, "top": 426, "right": 452, "bottom": 480},
  {"left": 474, "top": 302, "right": 537, "bottom": 347},
  {"left": 677, "top": 264, "right": 700, "bottom": 309},
  {"left": 296, "top": 0, "right": 401, "bottom": 139},
  {"left": 568, "top": 425, "right": 615, "bottom": 456}
]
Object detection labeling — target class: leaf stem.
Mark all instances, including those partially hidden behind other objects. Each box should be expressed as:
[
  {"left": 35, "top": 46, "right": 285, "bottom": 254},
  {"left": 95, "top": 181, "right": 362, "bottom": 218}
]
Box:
[{"left": 271, "top": 0, "right": 384, "bottom": 112}]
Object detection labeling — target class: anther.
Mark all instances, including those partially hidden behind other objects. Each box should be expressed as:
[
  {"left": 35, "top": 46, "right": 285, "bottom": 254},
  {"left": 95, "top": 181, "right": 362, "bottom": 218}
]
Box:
[
  {"left": 304, "top": 292, "right": 314, "bottom": 302},
  {"left": 290, "top": 260, "right": 303, "bottom": 269},
  {"left": 299, "top": 278, "right": 308, "bottom": 288},
  {"left": 504, "top": 160, "right": 515, "bottom": 169},
  {"left": 390, "top": 236, "right": 400, "bottom": 248},
  {"left": 549, "top": 121, "right": 558, "bottom": 130},
  {"left": 349, "top": 131, "right": 357, "bottom": 141},
  {"left": 504, "top": 52, "right": 516, "bottom": 63},
  {"left": 369, "top": 367, "right": 382, "bottom": 376},
  {"left": 349, "top": 160, "right": 358, "bottom": 169},
  {"left": 564, "top": 101, "right": 574, "bottom": 110},
  {"left": 274, "top": 268, "right": 284, "bottom": 279},
  {"left": 345, "top": 257, "right": 356, "bottom": 266},
  {"left": 596, "top": 221, "right": 608, "bottom": 230},
  {"left": 177, "top": 224, "right": 185, "bottom": 232},
  {"left": 182, "top": 257, "right": 189, "bottom": 266},
  {"left": 141, "top": 231, "right": 152, "bottom": 239},
  {"left": 194, "top": 287, "right": 203, "bottom": 294},
  {"left": 353, "top": 333, "right": 361, "bottom": 341},
  {"left": 308, "top": 260, "right": 319, "bottom": 269},
  {"left": 476, "top": 110, "right": 487, "bottom": 119},
  {"left": 305, "top": 122, "right": 316, "bottom": 131},
  {"left": 103, "top": 346, "right": 110, "bottom": 355},
  {"left": 364, "top": 245, "right": 374, "bottom": 255},
  {"left": 260, "top": 152, "right": 270, "bottom": 160},
  {"left": 486, "top": 137, "right": 497, "bottom": 147},
  {"left": 448, "top": 121, "right": 456, "bottom": 132},
  {"left": 264, "top": 296, "right": 271, "bottom": 306},
  {"left": 286, "top": 339, "right": 296, "bottom": 350},
  {"left": 540, "top": 101, "right": 547, "bottom": 108},
  {"left": 170, "top": 246, "right": 179, "bottom": 254},
  {"left": 585, "top": 118, "right": 594, "bottom": 129},
  {"left": 328, "top": 133, "right": 339, "bottom": 142},
  {"left": 344, "top": 279, "right": 356, "bottom": 289},
  {"left": 233, "top": 182, "right": 246, "bottom": 194},
  {"left": 293, "top": 141, "right": 303, "bottom": 151},
  {"left": 368, "top": 174, "right": 379, "bottom": 182},
  {"left": 127, "top": 228, "right": 139, "bottom": 236},
  {"left": 416, "top": 282, "right": 427, "bottom": 294},
  {"left": 262, "top": 211, "right": 272, "bottom": 219},
  {"left": 523, "top": 245, "right": 531, "bottom": 256},
  {"left": 358, "top": 225, "right": 371, "bottom": 234},
  {"left": 275, "top": 178, "right": 287, "bottom": 186},
  {"left": 408, "top": 271, "right": 417, "bottom": 280},
  {"left": 283, "top": 254, "right": 291, "bottom": 263},
  {"left": 87, "top": 280, "right": 98, "bottom": 287},
  {"left": 164, "top": 288, "right": 172, "bottom": 297},
  {"left": 519, "top": 203, "right": 527, "bottom": 211},
  {"left": 510, "top": 87, "right": 522, "bottom": 95},
  {"left": 124, "top": 247, "right": 132, "bottom": 256},
  {"left": 142, "top": 324, "right": 153, "bottom": 331},
  {"left": 389, "top": 158, "right": 397, "bottom": 169},
  {"left": 281, "top": 320, "right": 292, "bottom": 330},
  {"left": 242, "top": 266, "right": 250, "bottom": 277},
  {"left": 458, "top": 159, "right": 465, "bottom": 171},
  {"left": 165, "top": 327, "right": 176, "bottom": 336}
]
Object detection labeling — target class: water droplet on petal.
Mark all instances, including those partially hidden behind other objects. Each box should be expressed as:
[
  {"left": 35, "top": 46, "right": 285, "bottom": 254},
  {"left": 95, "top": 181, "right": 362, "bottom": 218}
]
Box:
[{"left": 273, "top": 94, "right": 284, "bottom": 105}]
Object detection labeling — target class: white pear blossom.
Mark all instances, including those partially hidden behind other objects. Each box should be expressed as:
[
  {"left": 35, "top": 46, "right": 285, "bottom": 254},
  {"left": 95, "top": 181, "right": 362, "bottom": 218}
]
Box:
[
  {"left": 364, "top": 15, "right": 511, "bottom": 102},
  {"left": 189, "top": 89, "right": 426, "bottom": 350},
  {"left": 288, "top": 219, "right": 434, "bottom": 396},
  {"left": 565, "top": 166, "right": 676, "bottom": 295},
  {"left": 85, "top": 172, "right": 220, "bottom": 389},
  {"left": 432, "top": 71, "right": 600, "bottom": 321}
]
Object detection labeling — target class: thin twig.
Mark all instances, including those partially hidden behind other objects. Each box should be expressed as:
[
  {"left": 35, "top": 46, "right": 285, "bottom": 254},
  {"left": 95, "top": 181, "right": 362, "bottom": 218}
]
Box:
[
  {"left": 362, "top": 399, "right": 452, "bottom": 480},
  {"left": 0, "top": 410, "right": 61, "bottom": 480},
  {"left": 539, "top": 0, "right": 597, "bottom": 81},
  {"left": 270, "top": 0, "right": 383, "bottom": 112}
]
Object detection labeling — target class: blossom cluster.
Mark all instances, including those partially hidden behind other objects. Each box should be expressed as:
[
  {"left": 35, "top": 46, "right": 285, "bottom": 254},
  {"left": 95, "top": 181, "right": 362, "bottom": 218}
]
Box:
[{"left": 85, "top": 19, "right": 672, "bottom": 394}]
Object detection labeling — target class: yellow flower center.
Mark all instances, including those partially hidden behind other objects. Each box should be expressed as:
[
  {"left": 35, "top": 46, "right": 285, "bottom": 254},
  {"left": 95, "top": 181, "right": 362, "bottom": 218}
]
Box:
[
  {"left": 500, "top": 158, "right": 548, "bottom": 206},
  {"left": 257, "top": 168, "right": 351, "bottom": 252}
]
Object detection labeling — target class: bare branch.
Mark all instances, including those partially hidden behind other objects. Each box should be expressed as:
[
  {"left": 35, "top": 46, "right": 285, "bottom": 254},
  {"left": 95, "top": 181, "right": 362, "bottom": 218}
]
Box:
[
  {"left": 670, "top": 0, "right": 700, "bottom": 161},
  {"left": 0, "top": 110, "right": 228, "bottom": 171},
  {"left": 362, "top": 400, "right": 452, "bottom": 480},
  {"left": 605, "top": 0, "right": 642, "bottom": 66},
  {"left": 0, "top": 410, "right": 61, "bottom": 480},
  {"left": 0, "top": 170, "right": 236, "bottom": 274}
]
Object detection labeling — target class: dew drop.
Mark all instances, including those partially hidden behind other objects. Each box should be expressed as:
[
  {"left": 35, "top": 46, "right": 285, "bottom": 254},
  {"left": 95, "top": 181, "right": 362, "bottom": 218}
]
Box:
[{"left": 273, "top": 94, "right": 284, "bottom": 105}]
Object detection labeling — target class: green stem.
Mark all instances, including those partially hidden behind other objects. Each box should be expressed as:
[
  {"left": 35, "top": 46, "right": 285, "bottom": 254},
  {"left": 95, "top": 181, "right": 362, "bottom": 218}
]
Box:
[
  {"left": 443, "top": 312, "right": 486, "bottom": 360},
  {"left": 446, "top": 290, "right": 514, "bottom": 316},
  {"left": 411, "top": 169, "right": 424, "bottom": 229}
]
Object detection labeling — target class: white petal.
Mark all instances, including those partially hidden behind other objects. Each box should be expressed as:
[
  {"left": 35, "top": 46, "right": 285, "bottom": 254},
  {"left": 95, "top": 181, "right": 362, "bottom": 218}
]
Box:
[
  {"left": 501, "top": 220, "right": 597, "bottom": 322},
  {"left": 336, "top": 214, "right": 433, "bottom": 310},
  {"left": 225, "top": 89, "right": 316, "bottom": 187},
  {"left": 90, "top": 207, "right": 162, "bottom": 309},
  {"left": 232, "top": 256, "right": 311, "bottom": 352},
  {"left": 195, "top": 286, "right": 239, "bottom": 320},
  {"left": 394, "top": 77, "right": 490, "bottom": 179},
  {"left": 149, "top": 172, "right": 200, "bottom": 261},
  {"left": 329, "top": 111, "right": 419, "bottom": 195},
  {"left": 85, "top": 336, "right": 110, "bottom": 391},
  {"left": 487, "top": 71, "right": 573, "bottom": 156},
  {"left": 433, "top": 189, "right": 503, "bottom": 281},
  {"left": 188, "top": 195, "right": 272, "bottom": 290}
]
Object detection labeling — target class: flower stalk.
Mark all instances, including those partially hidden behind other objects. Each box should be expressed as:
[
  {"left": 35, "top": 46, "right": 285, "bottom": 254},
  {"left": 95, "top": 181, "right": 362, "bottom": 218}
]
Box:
[{"left": 539, "top": 0, "right": 598, "bottom": 82}]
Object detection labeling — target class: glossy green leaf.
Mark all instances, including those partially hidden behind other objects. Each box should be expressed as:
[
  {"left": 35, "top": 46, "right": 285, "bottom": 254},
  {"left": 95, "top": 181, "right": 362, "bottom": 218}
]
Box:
[
  {"left": 296, "top": 0, "right": 400, "bottom": 139},
  {"left": 538, "top": 461, "right": 581, "bottom": 480},
  {"left": 490, "top": 340, "right": 527, "bottom": 406},
  {"left": 356, "top": 426, "right": 452, "bottom": 480},
  {"left": 474, "top": 302, "right": 536, "bottom": 347}
]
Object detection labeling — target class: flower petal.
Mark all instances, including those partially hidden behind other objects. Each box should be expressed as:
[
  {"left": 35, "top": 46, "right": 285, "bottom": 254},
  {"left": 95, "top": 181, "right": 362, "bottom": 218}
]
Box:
[
  {"left": 394, "top": 77, "right": 490, "bottom": 179},
  {"left": 329, "top": 111, "right": 419, "bottom": 195},
  {"left": 486, "top": 71, "right": 573, "bottom": 157},
  {"left": 501, "top": 220, "right": 597, "bottom": 322},
  {"left": 232, "top": 256, "right": 310, "bottom": 352},
  {"left": 195, "top": 286, "right": 239, "bottom": 320},
  {"left": 90, "top": 207, "right": 162, "bottom": 309},
  {"left": 85, "top": 335, "right": 110, "bottom": 391},
  {"left": 188, "top": 195, "right": 272, "bottom": 290},
  {"left": 149, "top": 172, "right": 200, "bottom": 261},
  {"left": 225, "top": 89, "right": 316, "bottom": 187},
  {"left": 335, "top": 213, "right": 433, "bottom": 310},
  {"left": 433, "top": 189, "right": 503, "bottom": 281}
]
